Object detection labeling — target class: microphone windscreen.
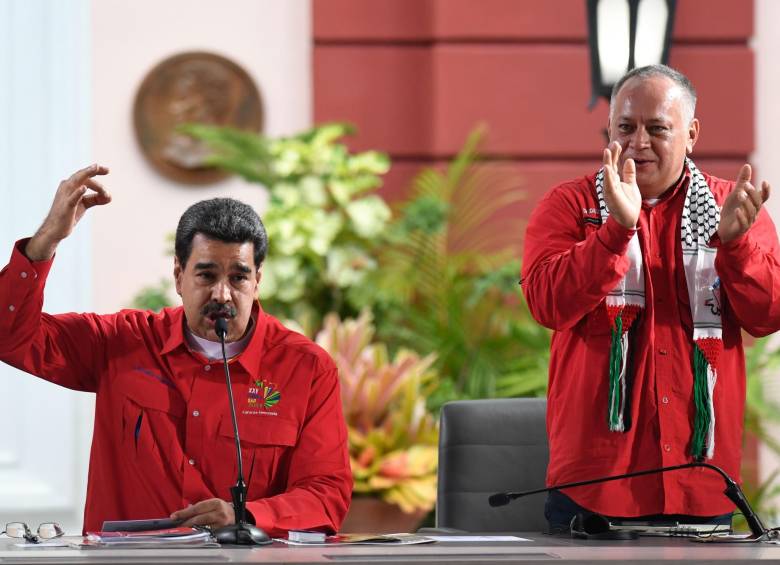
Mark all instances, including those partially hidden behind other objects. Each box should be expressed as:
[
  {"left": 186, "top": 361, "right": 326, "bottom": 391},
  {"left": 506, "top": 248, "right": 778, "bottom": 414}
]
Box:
[
  {"left": 215, "top": 317, "right": 229, "bottom": 340},
  {"left": 488, "top": 493, "right": 511, "bottom": 507}
]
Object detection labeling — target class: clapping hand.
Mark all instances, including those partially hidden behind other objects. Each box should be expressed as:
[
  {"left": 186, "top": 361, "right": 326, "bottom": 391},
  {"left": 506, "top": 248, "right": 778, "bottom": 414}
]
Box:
[{"left": 718, "top": 164, "right": 771, "bottom": 244}]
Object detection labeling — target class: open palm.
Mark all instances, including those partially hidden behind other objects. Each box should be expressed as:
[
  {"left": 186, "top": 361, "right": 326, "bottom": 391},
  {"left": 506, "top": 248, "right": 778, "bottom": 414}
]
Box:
[{"left": 602, "top": 142, "right": 641, "bottom": 229}]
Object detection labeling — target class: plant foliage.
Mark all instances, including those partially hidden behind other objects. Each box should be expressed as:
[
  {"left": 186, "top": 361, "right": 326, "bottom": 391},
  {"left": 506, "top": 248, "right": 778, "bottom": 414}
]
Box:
[{"left": 316, "top": 311, "right": 439, "bottom": 513}]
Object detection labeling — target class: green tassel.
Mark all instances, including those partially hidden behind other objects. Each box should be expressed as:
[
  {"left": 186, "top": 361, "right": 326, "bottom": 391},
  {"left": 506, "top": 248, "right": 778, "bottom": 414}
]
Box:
[
  {"left": 608, "top": 314, "right": 623, "bottom": 430},
  {"left": 692, "top": 345, "right": 710, "bottom": 458}
]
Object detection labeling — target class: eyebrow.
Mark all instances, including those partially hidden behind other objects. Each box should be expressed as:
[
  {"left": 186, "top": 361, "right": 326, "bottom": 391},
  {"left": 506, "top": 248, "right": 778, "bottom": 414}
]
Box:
[
  {"left": 193, "top": 262, "right": 253, "bottom": 273},
  {"left": 617, "top": 116, "right": 671, "bottom": 124}
]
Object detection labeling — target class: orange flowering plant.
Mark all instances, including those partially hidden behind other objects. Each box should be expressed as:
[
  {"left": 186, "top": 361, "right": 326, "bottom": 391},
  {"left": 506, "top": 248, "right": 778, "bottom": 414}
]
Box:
[{"left": 315, "top": 311, "right": 439, "bottom": 514}]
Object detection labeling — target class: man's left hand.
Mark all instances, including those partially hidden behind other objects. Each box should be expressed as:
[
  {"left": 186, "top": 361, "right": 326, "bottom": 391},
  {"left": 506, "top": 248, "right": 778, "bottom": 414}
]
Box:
[
  {"left": 170, "top": 498, "right": 234, "bottom": 529},
  {"left": 718, "top": 164, "right": 771, "bottom": 244}
]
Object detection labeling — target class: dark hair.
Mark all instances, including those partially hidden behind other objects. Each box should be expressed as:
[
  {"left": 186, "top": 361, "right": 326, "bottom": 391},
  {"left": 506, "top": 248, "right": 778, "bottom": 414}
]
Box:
[
  {"left": 610, "top": 64, "right": 697, "bottom": 122},
  {"left": 175, "top": 198, "right": 268, "bottom": 268}
]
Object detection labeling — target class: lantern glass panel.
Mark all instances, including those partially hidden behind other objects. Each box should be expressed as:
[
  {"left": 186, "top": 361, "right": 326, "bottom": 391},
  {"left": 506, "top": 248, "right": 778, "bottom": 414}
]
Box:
[
  {"left": 635, "top": 0, "right": 669, "bottom": 67},
  {"left": 597, "top": 0, "right": 631, "bottom": 85}
]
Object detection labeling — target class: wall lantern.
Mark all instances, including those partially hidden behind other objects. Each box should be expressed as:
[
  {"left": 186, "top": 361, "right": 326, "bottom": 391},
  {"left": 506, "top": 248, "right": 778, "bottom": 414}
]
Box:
[{"left": 586, "top": 0, "right": 677, "bottom": 108}]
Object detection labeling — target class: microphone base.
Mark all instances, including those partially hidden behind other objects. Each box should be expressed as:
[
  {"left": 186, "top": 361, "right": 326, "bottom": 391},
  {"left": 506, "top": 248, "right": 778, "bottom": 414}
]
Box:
[{"left": 213, "top": 523, "right": 272, "bottom": 546}]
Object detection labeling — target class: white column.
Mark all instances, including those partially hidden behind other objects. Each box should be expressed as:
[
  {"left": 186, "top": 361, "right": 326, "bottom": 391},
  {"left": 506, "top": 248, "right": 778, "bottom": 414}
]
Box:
[
  {"left": 754, "top": 0, "right": 780, "bottom": 526},
  {"left": 0, "top": 0, "right": 94, "bottom": 535}
]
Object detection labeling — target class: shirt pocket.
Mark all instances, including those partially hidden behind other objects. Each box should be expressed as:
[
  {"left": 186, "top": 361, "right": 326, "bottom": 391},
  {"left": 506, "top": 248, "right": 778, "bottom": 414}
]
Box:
[
  {"left": 218, "top": 414, "right": 298, "bottom": 499},
  {"left": 114, "top": 371, "right": 186, "bottom": 463},
  {"left": 585, "top": 301, "right": 614, "bottom": 337}
]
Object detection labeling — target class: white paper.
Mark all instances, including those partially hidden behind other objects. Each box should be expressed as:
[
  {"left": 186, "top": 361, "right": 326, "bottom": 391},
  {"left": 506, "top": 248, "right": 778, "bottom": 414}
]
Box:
[
  {"left": 13, "top": 540, "right": 71, "bottom": 548},
  {"left": 425, "top": 535, "right": 531, "bottom": 542}
]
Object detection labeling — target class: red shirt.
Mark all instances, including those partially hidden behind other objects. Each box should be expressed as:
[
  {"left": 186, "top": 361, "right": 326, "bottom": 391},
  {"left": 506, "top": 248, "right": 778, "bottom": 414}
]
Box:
[
  {"left": 0, "top": 240, "right": 352, "bottom": 536},
  {"left": 522, "top": 171, "right": 780, "bottom": 517}
]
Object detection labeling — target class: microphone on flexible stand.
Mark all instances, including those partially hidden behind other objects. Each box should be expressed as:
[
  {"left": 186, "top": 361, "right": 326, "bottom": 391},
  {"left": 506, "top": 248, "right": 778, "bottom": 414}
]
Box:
[
  {"left": 489, "top": 461, "right": 776, "bottom": 542},
  {"left": 212, "top": 317, "right": 272, "bottom": 546}
]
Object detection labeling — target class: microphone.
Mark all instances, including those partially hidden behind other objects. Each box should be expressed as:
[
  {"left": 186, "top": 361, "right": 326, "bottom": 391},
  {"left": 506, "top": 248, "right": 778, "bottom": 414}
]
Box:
[
  {"left": 212, "top": 317, "right": 271, "bottom": 546},
  {"left": 489, "top": 462, "right": 775, "bottom": 541}
]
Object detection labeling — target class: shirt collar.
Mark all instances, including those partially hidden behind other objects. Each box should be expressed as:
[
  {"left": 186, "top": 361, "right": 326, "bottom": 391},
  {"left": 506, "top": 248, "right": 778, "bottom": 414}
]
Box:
[
  {"left": 642, "top": 163, "right": 691, "bottom": 207},
  {"left": 234, "top": 301, "right": 268, "bottom": 375},
  {"left": 184, "top": 316, "right": 255, "bottom": 361},
  {"left": 160, "top": 308, "right": 186, "bottom": 356},
  {"left": 160, "top": 301, "right": 268, "bottom": 370}
]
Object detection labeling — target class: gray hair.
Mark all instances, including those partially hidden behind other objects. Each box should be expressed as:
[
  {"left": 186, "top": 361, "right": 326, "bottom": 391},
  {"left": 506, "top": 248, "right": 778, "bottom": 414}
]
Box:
[{"left": 609, "top": 64, "right": 697, "bottom": 123}]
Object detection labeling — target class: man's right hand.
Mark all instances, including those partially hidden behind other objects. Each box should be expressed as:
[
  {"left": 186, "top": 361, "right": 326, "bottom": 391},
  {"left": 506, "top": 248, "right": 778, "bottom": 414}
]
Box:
[
  {"left": 602, "top": 141, "right": 641, "bottom": 230},
  {"left": 25, "top": 164, "right": 111, "bottom": 261}
]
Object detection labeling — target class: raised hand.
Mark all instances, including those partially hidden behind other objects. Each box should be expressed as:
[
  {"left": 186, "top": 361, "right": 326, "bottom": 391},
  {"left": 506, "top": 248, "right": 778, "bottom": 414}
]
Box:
[
  {"left": 718, "top": 164, "right": 770, "bottom": 244},
  {"left": 25, "top": 164, "right": 111, "bottom": 261},
  {"left": 602, "top": 142, "right": 641, "bottom": 229}
]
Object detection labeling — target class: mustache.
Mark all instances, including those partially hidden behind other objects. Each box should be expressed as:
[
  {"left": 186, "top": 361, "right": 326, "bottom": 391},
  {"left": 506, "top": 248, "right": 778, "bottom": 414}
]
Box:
[{"left": 200, "top": 302, "right": 237, "bottom": 318}]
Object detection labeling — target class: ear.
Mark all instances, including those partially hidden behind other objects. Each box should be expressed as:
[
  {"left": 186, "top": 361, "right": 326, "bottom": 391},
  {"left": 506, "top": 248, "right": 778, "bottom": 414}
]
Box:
[
  {"left": 173, "top": 257, "right": 183, "bottom": 297},
  {"left": 686, "top": 118, "right": 700, "bottom": 154},
  {"left": 255, "top": 264, "right": 262, "bottom": 285}
]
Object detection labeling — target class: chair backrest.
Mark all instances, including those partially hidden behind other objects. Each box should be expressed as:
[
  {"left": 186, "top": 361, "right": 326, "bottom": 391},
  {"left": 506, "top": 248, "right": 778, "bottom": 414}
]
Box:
[{"left": 436, "top": 397, "right": 549, "bottom": 532}]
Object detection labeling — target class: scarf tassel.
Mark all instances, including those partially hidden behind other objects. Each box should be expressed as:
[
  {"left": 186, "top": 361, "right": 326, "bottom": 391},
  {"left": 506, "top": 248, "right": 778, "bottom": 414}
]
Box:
[
  {"left": 608, "top": 313, "right": 626, "bottom": 432},
  {"left": 692, "top": 339, "right": 719, "bottom": 459}
]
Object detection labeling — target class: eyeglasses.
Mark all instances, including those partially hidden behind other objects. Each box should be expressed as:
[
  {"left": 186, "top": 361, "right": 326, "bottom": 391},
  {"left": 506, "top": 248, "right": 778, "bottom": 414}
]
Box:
[{"left": 1, "top": 522, "right": 64, "bottom": 544}]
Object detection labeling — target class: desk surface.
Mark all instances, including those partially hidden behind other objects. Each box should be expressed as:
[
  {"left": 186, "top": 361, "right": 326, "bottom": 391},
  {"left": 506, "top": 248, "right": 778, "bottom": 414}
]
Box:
[{"left": 2, "top": 533, "right": 780, "bottom": 564}]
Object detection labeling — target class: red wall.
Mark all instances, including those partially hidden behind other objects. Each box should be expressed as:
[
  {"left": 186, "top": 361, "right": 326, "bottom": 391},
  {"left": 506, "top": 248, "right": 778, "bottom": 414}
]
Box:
[{"left": 313, "top": 0, "right": 754, "bottom": 220}]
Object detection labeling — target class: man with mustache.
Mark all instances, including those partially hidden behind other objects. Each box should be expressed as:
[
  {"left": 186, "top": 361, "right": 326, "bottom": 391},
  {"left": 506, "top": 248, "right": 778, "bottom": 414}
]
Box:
[
  {"left": 522, "top": 65, "right": 780, "bottom": 532},
  {"left": 0, "top": 181, "right": 352, "bottom": 537}
]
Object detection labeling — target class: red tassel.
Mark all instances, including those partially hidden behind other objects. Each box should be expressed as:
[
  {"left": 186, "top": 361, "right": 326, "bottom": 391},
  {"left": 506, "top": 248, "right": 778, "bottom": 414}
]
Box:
[
  {"left": 621, "top": 304, "right": 641, "bottom": 331},
  {"left": 606, "top": 304, "right": 641, "bottom": 334},
  {"left": 695, "top": 337, "right": 722, "bottom": 370}
]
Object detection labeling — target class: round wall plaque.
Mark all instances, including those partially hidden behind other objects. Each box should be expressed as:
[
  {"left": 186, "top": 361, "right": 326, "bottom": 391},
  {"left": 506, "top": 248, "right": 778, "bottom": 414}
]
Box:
[{"left": 133, "top": 51, "right": 263, "bottom": 184}]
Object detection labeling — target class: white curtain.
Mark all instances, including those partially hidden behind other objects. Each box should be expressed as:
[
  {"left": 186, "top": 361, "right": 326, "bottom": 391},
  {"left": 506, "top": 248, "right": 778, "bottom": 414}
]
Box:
[{"left": 0, "top": 0, "right": 94, "bottom": 535}]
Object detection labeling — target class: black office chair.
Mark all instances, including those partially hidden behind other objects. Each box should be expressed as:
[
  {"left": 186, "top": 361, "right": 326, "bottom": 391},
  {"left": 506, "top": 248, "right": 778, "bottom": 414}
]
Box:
[{"left": 434, "top": 398, "right": 549, "bottom": 533}]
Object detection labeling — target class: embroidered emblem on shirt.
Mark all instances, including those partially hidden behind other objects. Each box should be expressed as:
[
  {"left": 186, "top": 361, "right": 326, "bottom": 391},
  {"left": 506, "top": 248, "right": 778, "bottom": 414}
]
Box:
[
  {"left": 582, "top": 207, "right": 601, "bottom": 227},
  {"left": 248, "top": 379, "right": 281, "bottom": 409}
]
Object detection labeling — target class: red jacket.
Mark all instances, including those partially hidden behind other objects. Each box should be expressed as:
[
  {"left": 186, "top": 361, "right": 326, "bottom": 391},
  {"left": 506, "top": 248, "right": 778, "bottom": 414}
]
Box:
[
  {"left": 522, "top": 171, "right": 780, "bottom": 517},
  {"left": 0, "top": 240, "right": 352, "bottom": 536}
]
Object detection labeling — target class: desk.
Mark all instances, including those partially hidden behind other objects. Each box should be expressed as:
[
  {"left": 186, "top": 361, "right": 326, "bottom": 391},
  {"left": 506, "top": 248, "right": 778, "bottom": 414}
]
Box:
[{"left": 1, "top": 534, "right": 780, "bottom": 564}]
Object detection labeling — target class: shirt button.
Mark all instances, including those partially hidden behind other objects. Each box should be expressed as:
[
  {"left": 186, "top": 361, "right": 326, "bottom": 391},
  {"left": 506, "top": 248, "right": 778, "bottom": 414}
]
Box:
[
  {"left": 188, "top": 458, "right": 195, "bottom": 466},
  {"left": 192, "top": 410, "right": 200, "bottom": 417},
  {"left": 659, "top": 349, "right": 668, "bottom": 355},
  {"left": 8, "top": 305, "right": 14, "bottom": 312},
  {"left": 662, "top": 396, "right": 669, "bottom": 405},
  {"left": 20, "top": 272, "right": 27, "bottom": 279},
  {"left": 204, "top": 365, "right": 211, "bottom": 372},
  {"left": 663, "top": 444, "right": 671, "bottom": 452}
]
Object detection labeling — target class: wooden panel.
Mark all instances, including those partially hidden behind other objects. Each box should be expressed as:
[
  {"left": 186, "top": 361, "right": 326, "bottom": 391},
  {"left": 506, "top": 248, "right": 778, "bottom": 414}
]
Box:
[
  {"left": 313, "top": 46, "right": 435, "bottom": 155},
  {"left": 314, "top": 44, "right": 752, "bottom": 158},
  {"left": 670, "top": 47, "right": 754, "bottom": 155},
  {"left": 431, "top": 45, "right": 606, "bottom": 157},
  {"left": 313, "top": 0, "right": 752, "bottom": 42},
  {"left": 313, "top": 0, "right": 432, "bottom": 42}
]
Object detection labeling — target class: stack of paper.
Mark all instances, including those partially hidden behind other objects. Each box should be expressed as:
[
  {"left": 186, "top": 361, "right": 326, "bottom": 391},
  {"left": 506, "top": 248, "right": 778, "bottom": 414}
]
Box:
[
  {"left": 82, "top": 527, "right": 219, "bottom": 548},
  {"left": 277, "top": 533, "right": 434, "bottom": 546}
]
